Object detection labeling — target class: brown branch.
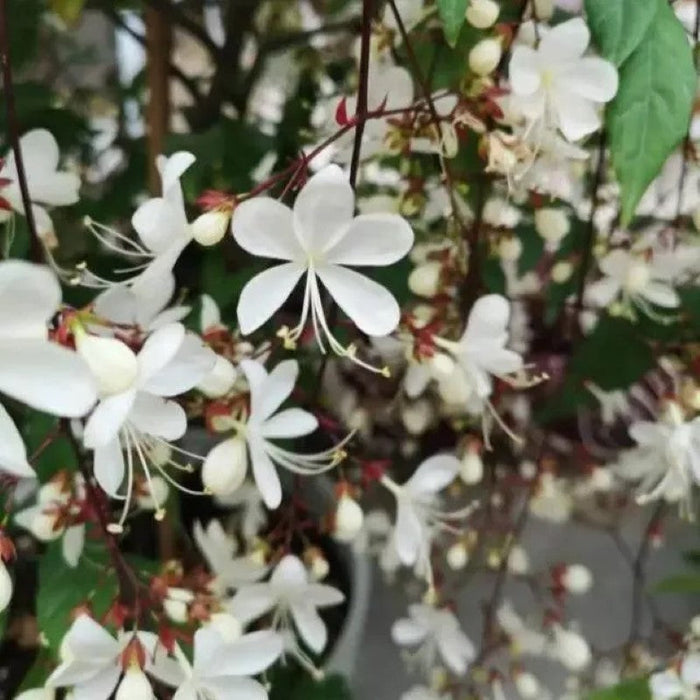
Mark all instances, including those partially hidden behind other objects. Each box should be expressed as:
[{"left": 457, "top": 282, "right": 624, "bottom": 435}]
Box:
[
  {"left": 260, "top": 19, "right": 362, "bottom": 53},
  {"left": 142, "top": 0, "right": 221, "bottom": 57}
]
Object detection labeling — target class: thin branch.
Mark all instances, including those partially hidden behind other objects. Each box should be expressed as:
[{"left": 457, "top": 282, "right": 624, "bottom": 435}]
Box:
[{"left": 260, "top": 19, "right": 362, "bottom": 53}]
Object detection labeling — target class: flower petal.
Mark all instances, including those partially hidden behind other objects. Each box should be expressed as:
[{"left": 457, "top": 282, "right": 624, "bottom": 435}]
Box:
[
  {"left": 254, "top": 359, "right": 299, "bottom": 422},
  {"left": 323, "top": 213, "right": 414, "bottom": 266},
  {"left": 539, "top": 17, "right": 589, "bottom": 62},
  {"left": 0, "top": 403, "right": 33, "bottom": 478},
  {"left": 131, "top": 197, "right": 188, "bottom": 255},
  {"left": 305, "top": 583, "right": 345, "bottom": 607},
  {"left": 271, "top": 554, "right": 307, "bottom": 588},
  {"left": 65, "top": 614, "right": 119, "bottom": 660},
  {"left": 83, "top": 390, "right": 136, "bottom": 449},
  {"left": 200, "top": 678, "right": 268, "bottom": 700},
  {"left": 227, "top": 585, "right": 278, "bottom": 627},
  {"left": 406, "top": 453, "right": 460, "bottom": 495},
  {"left": 158, "top": 152, "right": 195, "bottom": 194},
  {"left": 231, "top": 197, "right": 302, "bottom": 260},
  {"left": 70, "top": 666, "right": 121, "bottom": 700},
  {"left": 642, "top": 281, "right": 680, "bottom": 308},
  {"left": 293, "top": 165, "right": 354, "bottom": 252},
  {"left": 62, "top": 525, "right": 85, "bottom": 567},
  {"left": 509, "top": 46, "right": 542, "bottom": 96},
  {"left": 551, "top": 88, "right": 601, "bottom": 141},
  {"left": 129, "top": 393, "right": 187, "bottom": 440},
  {"left": 394, "top": 498, "right": 423, "bottom": 566},
  {"left": 214, "top": 630, "right": 283, "bottom": 676},
  {"left": 391, "top": 618, "right": 428, "bottom": 647},
  {"left": 316, "top": 264, "right": 400, "bottom": 336},
  {"left": 0, "top": 341, "right": 97, "bottom": 418},
  {"left": 462, "top": 294, "right": 510, "bottom": 346},
  {"left": 237, "top": 263, "right": 306, "bottom": 335},
  {"left": 291, "top": 601, "right": 328, "bottom": 653},
  {"left": 260, "top": 408, "right": 318, "bottom": 439},
  {"left": 93, "top": 438, "right": 125, "bottom": 497},
  {"left": 249, "top": 438, "right": 282, "bottom": 509},
  {"left": 137, "top": 323, "right": 185, "bottom": 383},
  {"left": 563, "top": 57, "right": 618, "bottom": 103}
]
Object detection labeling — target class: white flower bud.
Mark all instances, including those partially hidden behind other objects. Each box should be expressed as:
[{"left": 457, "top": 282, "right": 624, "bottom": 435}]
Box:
[
  {"left": 459, "top": 450, "right": 483, "bottom": 485},
  {"left": 535, "top": 208, "right": 570, "bottom": 249},
  {"left": 310, "top": 554, "right": 329, "bottom": 581},
  {"left": 466, "top": 0, "right": 500, "bottom": 28},
  {"left": 164, "top": 587, "right": 194, "bottom": 624},
  {"left": 209, "top": 612, "right": 242, "bottom": 642},
  {"left": 74, "top": 333, "right": 138, "bottom": 396},
  {"left": 446, "top": 541, "right": 469, "bottom": 570},
  {"left": 197, "top": 355, "right": 237, "bottom": 398},
  {"left": 408, "top": 261, "right": 442, "bottom": 298},
  {"left": 553, "top": 625, "right": 592, "bottom": 672},
  {"left": 533, "top": 0, "right": 554, "bottom": 20},
  {"left": 498, "top": 236, "right": 523, "bottom": 262},
  {"left": 30, "top": 512, "right": 63, "bottom": 542},
  {"left": 469, "top": 38, "right": 502, "bottom": 76},
  {"left": 192, "top": 211, "right": 230, "bottom": 247},
  {"left": 589, "top": 467, "right": 613, "bottom": 492},
  {"left": 334, "top": 495, "right": 364, "bottom": 543},
  {"left": 551, "top": 261, "right": 573, "bottom": 283},
  {"left": 562, "top": 564, "right": 593, "bottom": 594},
  {"left": 430, "top": 352, "right": 455, "bottom": 378},
  {"left": 116, "top": 667, "right": 153, "bottom": 700},
  {"left": 514, "top": 671, "right": 540, "bottom": 699},
  {"left": 691, "top": 615, "right": 700, "bottom": 638},
  {"left": 0, "top": 559, "right": 12, "bottom": 612},
  {"left": 507, "top": 544, "right": 529, "bottom": 574},
  {"left": 202, "top": 437, "right": 247, "bottom": 495},
  {"left": 401, "top": 399, "right": 432, "bottom": 435}
]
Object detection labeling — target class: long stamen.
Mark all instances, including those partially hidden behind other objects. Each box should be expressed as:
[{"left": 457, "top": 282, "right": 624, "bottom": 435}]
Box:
[{"left": 107, "top": 428, "right": 135, "bottom": 534}]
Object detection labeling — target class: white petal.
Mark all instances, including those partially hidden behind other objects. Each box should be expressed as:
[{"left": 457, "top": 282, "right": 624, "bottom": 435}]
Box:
[
  {"left": 200, "top": 293, "right": 221, "bottom": 331},
  {"left": 260, "top": 408, "right": 317, "bottom": 439},
  {"left": 158, "top": 152, "right": 195, "bottom": 193},
  {"left": 137, "top": 323, "right": 185, "bottom": 384},
  {"left": 404, "top": 364, "right": 432, "bottom": 398},
  {"left": 62, "top": 525, "right": 85, "bottom": 567},
  {"left": 293, "top": 165, "right": 354, "bottom": 252},
  {"left": 71, "top": 666, "right": 121, "bottom": 700},
  {"left": 172, "top": 681, "right": 198, "bottom": 700},
  {"left": 75, "top": 334, "right": 138, "bottom": 397},
  {"left": 237, "top": 263, "right": 306, "bottom": 335},
  {"left": 437, "top": 627, "right": 474, "bottom": 675},
  {"left": 249, "top": 438, "right": 282, "bottom": 509},
  {"left": 291, "top": 601, "right": 328, "bottom": 653},
  {"left": 585, "top": 277, "right": 620, "bottom": 307},
  {"left": 0, "top": 261, "right": 59, "bottom": 340},
  {"left": 681, "top": 653, "right": 700, "bottom": 686},
  {"left": 642, "top": 282, "right": 680, "bottom": 308},
  {"left": 539, "top": 17, "right": 589, "bottom": 61},
  {"left": 394, "top": 498, "right": 423, "bottom": 566},
  {"left": 406, "top": 453, "right": 460, "bottom": 495},
  {"left": 649, "top": 670, "right": 684, "bottom": 700},
  {"left": 231, "top": 197, "right": 302, "bottom": 260},
  {"left": 227, "top": 586, "right": 278, "bottom": 627},
  {"left": 271, "top": 554, "right": 307, "bottom": 588},
  {"left": 463, "top": 294, "right": 510, "bottom": 346},
  {"left": 0, "top": 341, "right": 97, "bottom": 417},
  {"left": 201, "top": 678, "right": 268, "bottom": 700},
  {"left": 214, "top": 630, "right": 283, "bottom": 676},
  {"left": 65, "top": 614, "right": 119, "bottom": 659},
  {"left": 316, "top": 264, "right": 400, "bottom": 336},
  {"left": 141, "top": 333, "right": 215, "bottom": 396},
  {"left": 551, "top": 88, "right": 601, "bottom": 141},
  {"left": 0, "top": 403, "right": 33, "bottom": 478},
  {"left": 131, "top": 197, "right": 188, "bottom": 255},
  {"left": 128, "top": 393, "right": 187, "bottom": 440},
  {"left": 305, "top": 583, "right": 345, "bottom": 607},
  {"left": 323, "top": 213, "right": 414, "bottom": 266},
  {"left": 509, "top": 46, "right": 542, "bottom": 95},
  {"left": 629, "top": 421, "right": 669, "bottom": 447},
  {"left": 391, "top": 618, "right": 428, "bottom": 647},
  {"left": 93, "top": 438, "right": 125, "bottom": 496},
  {"left": 254, "top": 359, "right": 299, "bottom": 422},
  {"left": 83, "top": 390, "right": 136, "bottom": 449},
  {"left": 563, "top": 58, "right": 618, "bottom": 103}
]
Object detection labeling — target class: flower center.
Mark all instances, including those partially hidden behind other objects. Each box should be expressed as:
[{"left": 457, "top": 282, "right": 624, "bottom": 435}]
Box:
[{"left": 624, "top": 260, "right": 651, "bottom": 294}]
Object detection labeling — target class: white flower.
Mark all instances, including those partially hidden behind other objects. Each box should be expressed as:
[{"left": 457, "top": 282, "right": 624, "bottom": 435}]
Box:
[
  {"left": 549, "top": 624, "right": 592, "bottom": 672},
  {"left": 401, "top": 686, "right": 448, "bottom": 700},
  {"left": 157, "top": 626, "right": 282, "bottom": 700},
  {"left": 82, "top": 323, "right": 215, "bottom": 529},
  {"left": 0, "top": 558, "right": 11, "bottom": 613},
  {"left": 229, "top": 554, "right": 344, "bottom": 654},
  {"left": 497, "top": 602, "right": 548, "bottom": 656},
  {"left": 14, "top": 689, "right": 55, "bottom": 700},
  {"left": 46, "top": 615, "right": 162, "bottom": 699},
  {"left": 381, "top": 453, "right": 472, "bottom": 581},
  {"left": 509, "top": 18, "right": 618, "bottom": 141},
  {"left": 232, "top": 165, "right": 413, "bottom": 371},
  {"left": 333, "top": 493, "right": 364, "bottom": 543},
  {"left": 650, "top": 653, "right": 700, "bottom": 700},
  {"left": 214, "top": 479, "right": 268, "bottom": 542},
  {"left": 0, "top": 129, "right": 80, "bottom": 239},
  {"left": 392, "top": 603, "right": 475, "bottom": 676},
  {"left": 202, "top": 359, "right": 350, "bottom": 509},
  {"left": 586, "top": 249, "right": 680, "bottom": 315}
]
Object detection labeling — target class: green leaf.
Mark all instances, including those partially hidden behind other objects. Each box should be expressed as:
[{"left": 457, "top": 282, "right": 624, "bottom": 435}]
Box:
[
  {"left": 437, "top": 0, "right": 468, "bottom": 47},
  {"left": 607, "top": 0, "right": 695, "bottom": 225},
  {"left": 587, "top": 678, "right": 651, "bottom": 700},
  {"left": 653, "top": 573, "right": 700, "bottom": 594},
  {"left": 50, "top": 0, "right": 86, "bottom": 24},
  {"left": 584, "top": 0, "right": 656, "bottom": 66}
]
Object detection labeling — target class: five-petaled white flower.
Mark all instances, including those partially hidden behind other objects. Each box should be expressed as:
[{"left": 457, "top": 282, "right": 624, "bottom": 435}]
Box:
[
  {"left": 202, "top": 358, "right": 350, "bottom": 509},
  {"left": 229, "top": 554, "right": 345, "bottom": 656},
  {"left": 509, "top": 18, "right": 618, "bottom": 141},
  {"left": 650, "top": 652, "right": 700, "bottom": 700},
  {"left": 392, "top": 603, "right": 475, "bottom": 676},
  {"left": 232, "top": 164, "right": 414, "bottom": 372},
  {"left": 381, "top": 453, "right": 473, "bottom": 583},
  {"left": 0, "top": 129, "right": 80, "bottom": 240},
  {"left": 82, "top": 322, "right": 215, "bottom": 529}
]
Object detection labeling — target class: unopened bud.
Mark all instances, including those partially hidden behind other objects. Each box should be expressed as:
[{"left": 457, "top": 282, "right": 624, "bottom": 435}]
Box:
[
  {"left": 553, "top": 625, "right": 591, "bottom": 671},
  {"left": 408, "top": 261, "right": 442, "bottom": 298},
  {"left": 163, "top": 587, "right": 194, "bottom": 624},
  {"left": 116, "top": 666, "right": 153, "bottom": 700},
  {"left": 459, "top": 449, "right": 484, "bottom": 485},
  {"left": 0, "top": 560, "right": 11, "bottom": 612},
  {"left": 334, "top": 495, "right": 364, "bottom": 544},
  {"left": 535, "top": 208, "right": 570, "bottom": 248},
  {"left": 562, "top": 564, "right": 593, "bottom": 594},
  {"left": 75, "top": 332, "right": 138, "bottom": 396},
  {"left": 514, "top": 671, "right": 540, "bottom": 699},
  {"left": 305, "top": 548, "right": 329, "bottom": 581},
  {"left": 446, "top": 541, "right": 469, "bottom": 570},
  {"left": 469, "top": 38, "right": 502, "bottom": 76},
  {"left": 466, "top": 0, "right": 500, "bottom": 28},
  {"left": 551, "top": 261, "right": 573, "bottom": 283},
  {"left": 533, "top": 0, "right": 554, "bottom": 20},
  {"left": 192, "top": 211, "right": 230, "bottom": 247},
  {"left": 202, "top": 437, "right": 247, "bottom": 495},
  {"left": 401, "top": 399, "right": 432, "bottom": 435},
  {"left": 498, "top": 236, "right": 523, "bottom": 262},
  {"left": 197, "top": 355, "right": 237, "bottom": 398},
  {"left": 507, "top": 545, "right": 529, "bottom": 574}
]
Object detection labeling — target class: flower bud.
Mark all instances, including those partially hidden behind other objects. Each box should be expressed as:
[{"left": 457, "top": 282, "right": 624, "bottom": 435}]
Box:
[
  {"left": 535, "top": 208, "right": 569, "bottom": 248},
  {"left": 209, "top": 612, "right": 242, "bottom": 642},
  {"left": 197, "top": 355, "right": 237, "bottom": 398},
  {"left": 691, "top": 615, "right": 700, "bottom": 638},
  {"left": 466, "top": 0, "right": 500, "bottom": 28},
  {"left": 561, "top": 564, "right": 593, "bottom": 594},
  {"left": 507, "top": 545, "right": 529, "bottom": 574},
  {"left": 401, "top": 399, "right": 432, "bottom": 435},
  {"left": 446, "top": 541, "right": 469, "bottom": 570},
  {"left": 408, "top": 261, "right": 442, "bottom": 298},
  {"left": 192, "top": 211, "right": 230, "bottom": 247},
  {"left": 514, "top": 671, "right": 540, "bottom": 699},
  {"left": 74, "top": 332, "right": 138, "bottom": 396},
  {"left": 430, "top": 352, "right": 455, "bottom": 378},
  {"left": 553, "top": 625, "right": 592, "bottom": 671},
  {"left": 30, "top": 511, "right": 63, "bottom": 542},
  {"left": 38, "top": 480, "right": 69, "bottom": 506},
  {"left": 202, "top": 437, "right": 247, "bottom": 495},
  {"left": 498, "top": 236, "right": 523, "bottom": 262},
  {"left": 164, "top": 587, "right": 194, "bottom": 624},
  {"left": 533, "top": 0, "right": 554, "bottom": 20},
  {"left": 459, "top": 449, "right": 484, "bottom": 485},
  {"left": 0, "top": 559, "right": 12, "bottom": 612},
  {"left": 116, "top": 667, "right": 153, "bottom": 700},
  {"left": 469, "top": 38, "right": 502, "bottom": 76},
  {"left": 334, "top": 494, "right": 364, "bottom": 543},
  {"left": 304, "top": 547, "right": 330, "bottom": 581},
  {"left": 551, "top": 261, "right": 573, "bottom": 283}
]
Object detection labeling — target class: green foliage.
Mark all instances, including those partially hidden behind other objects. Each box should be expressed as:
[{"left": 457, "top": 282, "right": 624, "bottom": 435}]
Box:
[
  {"left": 269, "top": 667, "right": 353, "bottom": 700},
  {"left": 586, "top": 678, "right": 651, "bottom": 700},
  {"left": 50, "top": 0, "right": 86, "bottom": 25},
  {"left": 22, "top": 411, "right": 76, "bottom": 483},
  {"left": 606, "top": 0, "right": 695, "bottom": 225},
  {"left": 653, "top": 573, "right": 700, "bottom": 594},
  {"left": 584, "top": 0, "right": 656, "bottom": 66},
  {"left": 437, "top": 0, "right": 468, "bottom": 47}
]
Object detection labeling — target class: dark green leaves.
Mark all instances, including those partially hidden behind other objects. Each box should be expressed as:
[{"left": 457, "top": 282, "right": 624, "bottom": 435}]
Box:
[
  {"left": 604, "top": 0, "right": 695, "bottom": 224},
  {"left": 586, "top": 678, "right": 651, "bottom": 700},
  {"left": 584, "top": 0, "right": 656, "bottom": 66},
  {"left": 653, "top": 573, "right": 700, "bottom": 593},
  {"left": 438, "top": 0, "right": 468, "bottom": 47}
]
